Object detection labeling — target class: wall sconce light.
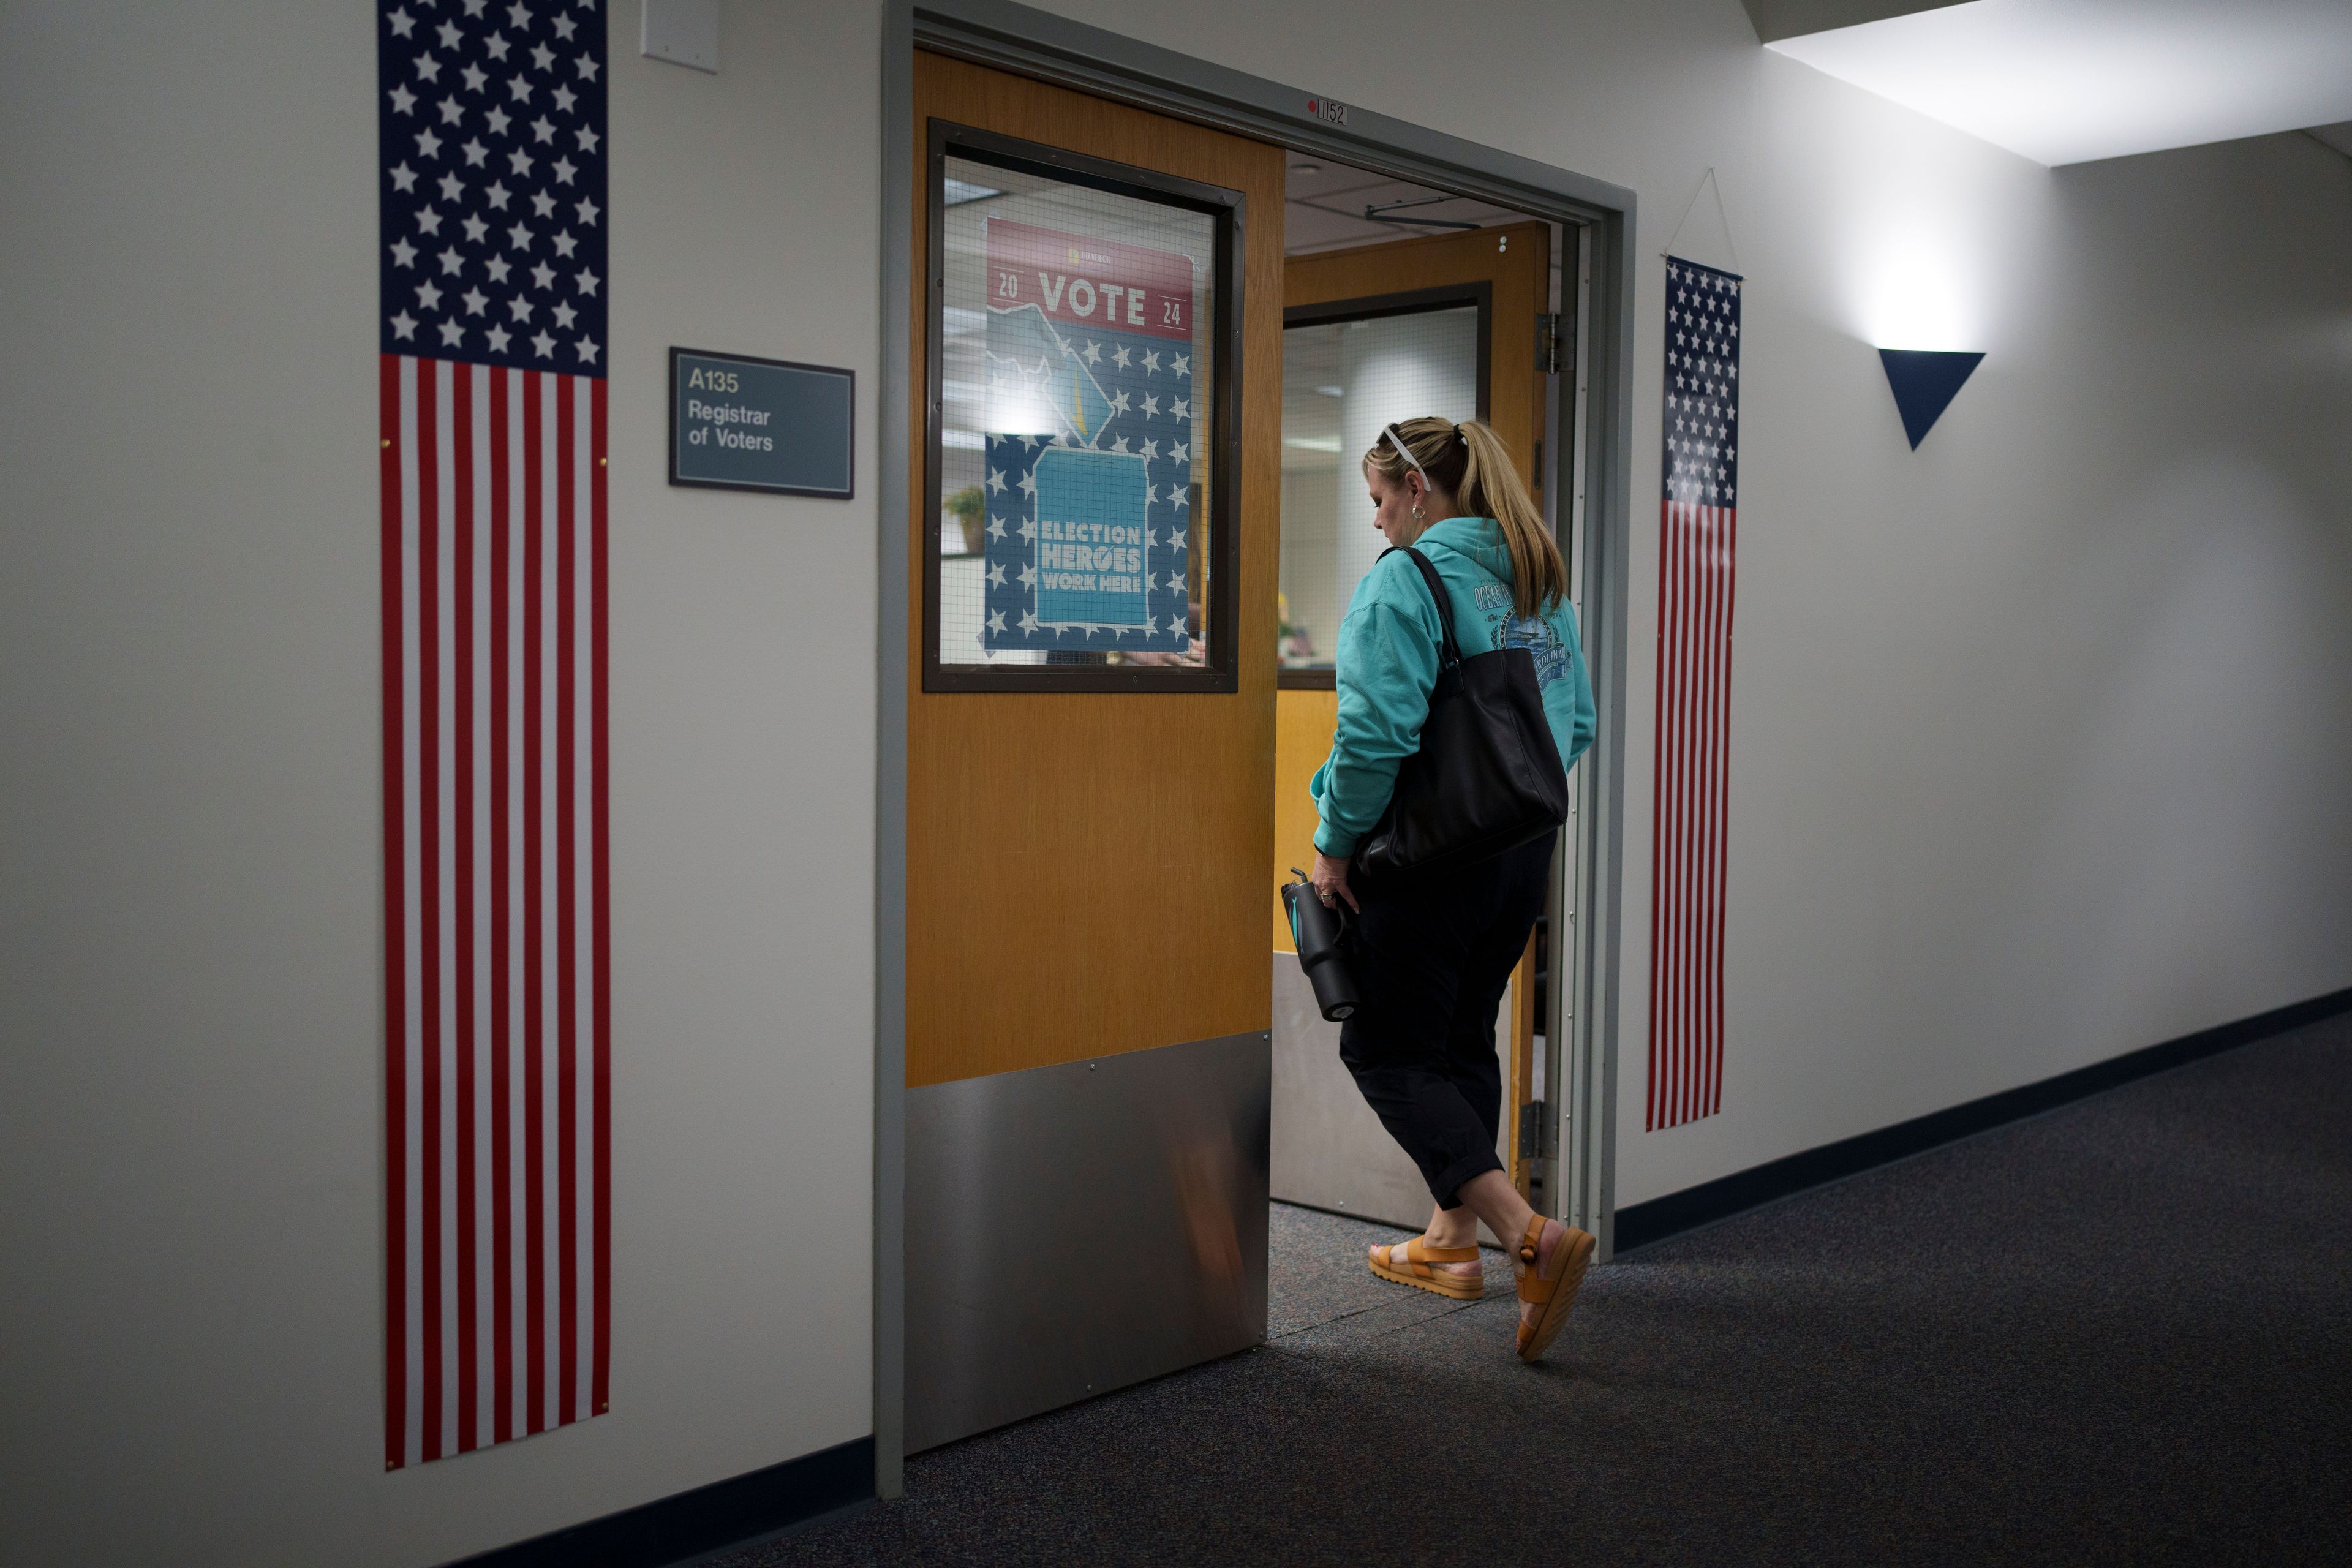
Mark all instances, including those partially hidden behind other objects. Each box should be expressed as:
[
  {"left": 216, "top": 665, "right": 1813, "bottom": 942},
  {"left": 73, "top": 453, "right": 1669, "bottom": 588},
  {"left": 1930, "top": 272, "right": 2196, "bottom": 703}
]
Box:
[{"left": 1877, "top": 349, "right": 1983, "bottom": 449}]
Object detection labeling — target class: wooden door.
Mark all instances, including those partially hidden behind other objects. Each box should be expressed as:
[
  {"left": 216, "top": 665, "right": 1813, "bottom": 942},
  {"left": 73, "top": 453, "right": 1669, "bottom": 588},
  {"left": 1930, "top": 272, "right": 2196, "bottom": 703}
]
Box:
[
  {"left": 1273, "top": 221, "right": 1553, "bottom": 1194},
  {"left": 907, "top": 53, "right": 1284, "bottom": 1090}
]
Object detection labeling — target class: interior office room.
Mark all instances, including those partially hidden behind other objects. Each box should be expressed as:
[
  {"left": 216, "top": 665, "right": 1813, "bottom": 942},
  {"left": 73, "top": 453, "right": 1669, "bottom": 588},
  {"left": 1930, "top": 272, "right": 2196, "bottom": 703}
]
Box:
[{"left": 2, "top": 0, "right": 2347, "bottom": 1563}]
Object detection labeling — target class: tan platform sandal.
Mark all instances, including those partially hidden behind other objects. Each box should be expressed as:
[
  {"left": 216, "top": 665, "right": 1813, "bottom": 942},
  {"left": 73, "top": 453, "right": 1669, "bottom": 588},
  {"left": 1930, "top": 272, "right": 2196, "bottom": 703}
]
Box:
[
  {"left": 1513, "top": 1215, "right": 1597, "bottom": 1362},
  {"left": 1368, "top": 1234, "right": 1485, "bottom": 1300}
]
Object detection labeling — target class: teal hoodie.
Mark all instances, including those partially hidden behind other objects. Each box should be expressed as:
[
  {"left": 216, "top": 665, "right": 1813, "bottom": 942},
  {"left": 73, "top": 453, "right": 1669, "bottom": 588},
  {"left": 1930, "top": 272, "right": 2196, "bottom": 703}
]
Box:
[{"left": 1311, "top": 516, "right": 1596, "bottom": 857}]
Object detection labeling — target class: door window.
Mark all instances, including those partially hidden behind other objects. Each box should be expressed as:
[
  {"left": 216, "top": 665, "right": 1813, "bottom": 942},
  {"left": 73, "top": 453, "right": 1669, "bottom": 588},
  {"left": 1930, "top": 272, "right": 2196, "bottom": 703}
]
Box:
[
  {"left": 1277, "top": 293, "right": 1486, "bottom": 684},
  {"left": 926, "top": 125, "right": 1240, "bottom": 690}
]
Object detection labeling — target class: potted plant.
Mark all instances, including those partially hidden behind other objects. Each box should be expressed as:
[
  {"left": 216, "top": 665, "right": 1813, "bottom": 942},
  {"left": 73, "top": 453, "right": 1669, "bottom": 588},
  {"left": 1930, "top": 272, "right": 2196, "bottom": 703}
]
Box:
[{"left": 944, "top": 484, "right": 987, "bottom": 556}]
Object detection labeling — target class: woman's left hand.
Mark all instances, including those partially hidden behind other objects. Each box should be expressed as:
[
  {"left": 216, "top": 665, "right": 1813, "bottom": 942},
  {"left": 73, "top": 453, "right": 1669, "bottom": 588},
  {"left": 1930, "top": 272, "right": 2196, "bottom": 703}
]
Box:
[{"left": 1310, "top": 851, "right": 1358, "bottom": 914}]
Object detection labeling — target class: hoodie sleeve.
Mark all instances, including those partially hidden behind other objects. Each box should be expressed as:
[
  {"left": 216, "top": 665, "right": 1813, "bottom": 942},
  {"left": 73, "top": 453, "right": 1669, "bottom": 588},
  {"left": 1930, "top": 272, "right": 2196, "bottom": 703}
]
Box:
[
  {"left": 1310, "top": 594, "right": 1442, "bottom": 856},
  {"left": 1550, "top": 602, "right": 1597, "bottom": 771}
]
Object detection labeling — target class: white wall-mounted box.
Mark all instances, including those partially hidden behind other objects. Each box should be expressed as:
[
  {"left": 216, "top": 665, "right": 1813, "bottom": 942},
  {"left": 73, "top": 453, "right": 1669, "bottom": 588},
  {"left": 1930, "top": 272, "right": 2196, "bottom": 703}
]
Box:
[{"left": 641, "top": 0, "right": 717, "bottom": 74}]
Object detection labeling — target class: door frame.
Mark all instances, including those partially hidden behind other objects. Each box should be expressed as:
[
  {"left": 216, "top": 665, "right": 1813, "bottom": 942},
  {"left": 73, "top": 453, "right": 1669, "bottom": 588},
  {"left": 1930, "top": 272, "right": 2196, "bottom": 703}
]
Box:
[{"left": 876, "top": 0, "right": 1639, "bottom": 1498}]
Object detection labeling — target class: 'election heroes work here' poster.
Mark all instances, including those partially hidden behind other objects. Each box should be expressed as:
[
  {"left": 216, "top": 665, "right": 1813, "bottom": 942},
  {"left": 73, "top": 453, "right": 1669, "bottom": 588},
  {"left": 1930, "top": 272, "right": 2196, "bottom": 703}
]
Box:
[{"left": 981, "top": 218, "right": 1198, "bottom": 653}]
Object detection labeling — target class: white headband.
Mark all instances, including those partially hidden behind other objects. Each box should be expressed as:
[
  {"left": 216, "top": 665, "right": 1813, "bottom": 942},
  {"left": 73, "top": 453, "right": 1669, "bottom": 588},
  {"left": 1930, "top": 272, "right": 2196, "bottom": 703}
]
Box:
[{"left": 1381, "top": 422, "right": 1434, "bottom": 493}]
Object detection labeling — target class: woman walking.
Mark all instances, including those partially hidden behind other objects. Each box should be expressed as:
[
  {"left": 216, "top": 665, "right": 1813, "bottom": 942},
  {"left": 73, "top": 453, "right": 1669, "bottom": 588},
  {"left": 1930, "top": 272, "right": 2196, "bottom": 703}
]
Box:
[{"left": 1308, "top": 415, "right": 1599, "bottom": 1362}]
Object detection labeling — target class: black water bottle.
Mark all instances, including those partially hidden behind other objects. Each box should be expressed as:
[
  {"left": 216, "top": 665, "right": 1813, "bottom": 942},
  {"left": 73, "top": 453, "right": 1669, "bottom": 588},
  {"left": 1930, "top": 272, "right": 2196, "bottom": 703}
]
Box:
[{"left": 1283, "top": 870, "right": 1359, "bottom": 1022}]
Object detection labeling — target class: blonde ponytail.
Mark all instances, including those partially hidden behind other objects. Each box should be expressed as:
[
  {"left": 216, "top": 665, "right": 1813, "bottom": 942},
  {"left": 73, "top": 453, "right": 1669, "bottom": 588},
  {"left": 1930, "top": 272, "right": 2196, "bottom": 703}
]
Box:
[{"left": 1363, "top": 417, "right": 1567, "bottom": 618}]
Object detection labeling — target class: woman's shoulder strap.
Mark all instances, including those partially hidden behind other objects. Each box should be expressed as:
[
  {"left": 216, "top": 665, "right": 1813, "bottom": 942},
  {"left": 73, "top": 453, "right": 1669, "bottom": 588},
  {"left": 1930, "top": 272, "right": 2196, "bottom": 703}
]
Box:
[{"left": 1375, "top": 545, "right": 1463, "bottom": 667}]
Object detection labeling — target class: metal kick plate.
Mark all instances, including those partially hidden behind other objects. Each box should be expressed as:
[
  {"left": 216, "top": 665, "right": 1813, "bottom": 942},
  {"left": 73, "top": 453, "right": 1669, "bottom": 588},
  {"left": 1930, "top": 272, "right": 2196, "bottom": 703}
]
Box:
[{"left": 905, "top": 1031, "right": 1270, "bottom": 1453}]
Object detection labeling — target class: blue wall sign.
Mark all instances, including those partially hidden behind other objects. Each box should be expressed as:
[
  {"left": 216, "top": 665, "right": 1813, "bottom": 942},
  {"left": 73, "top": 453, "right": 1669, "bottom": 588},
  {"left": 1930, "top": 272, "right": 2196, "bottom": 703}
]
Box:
[{"left": 669, "top": 348, "right": 854, "bottom": 499}]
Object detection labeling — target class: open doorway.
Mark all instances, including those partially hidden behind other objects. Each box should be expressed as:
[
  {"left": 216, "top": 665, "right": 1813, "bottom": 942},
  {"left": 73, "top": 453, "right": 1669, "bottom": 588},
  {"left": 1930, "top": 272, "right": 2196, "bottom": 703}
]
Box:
[
  {"left": 881, "top": 3, "right": 1634, "bottom": 1488},
  {"left": 1266, "top": 155, "right": 1590, "bottom": 1254}
]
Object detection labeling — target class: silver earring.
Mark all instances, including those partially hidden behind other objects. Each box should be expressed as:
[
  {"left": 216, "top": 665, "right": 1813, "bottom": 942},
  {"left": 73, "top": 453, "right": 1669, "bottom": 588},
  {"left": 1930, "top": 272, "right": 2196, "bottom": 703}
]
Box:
[{"left": 1412, "top": 503, "right": 1425, "bottom": 521}]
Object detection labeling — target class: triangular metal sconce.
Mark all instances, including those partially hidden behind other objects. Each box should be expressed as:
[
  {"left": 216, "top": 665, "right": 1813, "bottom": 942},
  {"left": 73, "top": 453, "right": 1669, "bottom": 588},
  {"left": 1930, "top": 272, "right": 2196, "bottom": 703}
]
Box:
[{"left": 1878, "top": 349, "right": 1985, "bottom": 449}]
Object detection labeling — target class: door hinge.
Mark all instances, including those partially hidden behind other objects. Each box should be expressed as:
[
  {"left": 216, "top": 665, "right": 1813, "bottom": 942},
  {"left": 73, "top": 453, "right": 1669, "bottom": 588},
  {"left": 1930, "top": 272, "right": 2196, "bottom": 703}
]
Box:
[
  {"left": 1518, "top": 1100, "right": 1560, "bottom": 1161},
  {"left": 1539, "top": 309, "right": 1576, "bottom": 376}
]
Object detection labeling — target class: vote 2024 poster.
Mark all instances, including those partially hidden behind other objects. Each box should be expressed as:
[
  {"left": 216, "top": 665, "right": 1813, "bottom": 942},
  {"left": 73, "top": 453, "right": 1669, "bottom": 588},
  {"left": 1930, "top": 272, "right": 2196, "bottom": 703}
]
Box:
[{"left": 979, "top": 219, "right": 1198, "bottom": 653}]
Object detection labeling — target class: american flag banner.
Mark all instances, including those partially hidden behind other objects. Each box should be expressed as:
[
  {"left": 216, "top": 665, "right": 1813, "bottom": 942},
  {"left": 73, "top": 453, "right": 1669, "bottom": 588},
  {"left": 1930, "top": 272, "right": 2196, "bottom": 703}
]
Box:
[
  {"left": 1648, "top": 257, "right": 1740, "bottom": 1131},
  {"left": 377, "top": 0, "right": 609, "bottom": 1469}
]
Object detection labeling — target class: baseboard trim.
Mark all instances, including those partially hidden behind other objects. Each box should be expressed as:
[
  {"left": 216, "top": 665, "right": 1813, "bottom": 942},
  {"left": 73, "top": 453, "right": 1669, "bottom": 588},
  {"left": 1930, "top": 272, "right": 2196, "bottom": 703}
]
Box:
[
  {"left": 446, "top": 1436, "right": 875, "bottom": 1568},
  {"left": 1613, "top": 984, "right": 2352, "bottom": 1254}
]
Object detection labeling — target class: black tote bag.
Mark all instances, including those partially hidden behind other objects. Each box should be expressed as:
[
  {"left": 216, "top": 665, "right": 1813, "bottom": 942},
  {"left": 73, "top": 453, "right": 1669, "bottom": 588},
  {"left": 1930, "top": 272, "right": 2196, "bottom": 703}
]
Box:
[{"left": 1352, "top": 547, "right": 1571, "bottom": 880}]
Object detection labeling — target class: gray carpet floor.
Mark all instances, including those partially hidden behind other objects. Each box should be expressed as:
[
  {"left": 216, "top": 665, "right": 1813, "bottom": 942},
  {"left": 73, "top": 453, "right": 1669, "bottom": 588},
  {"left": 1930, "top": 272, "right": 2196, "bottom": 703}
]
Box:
[{"left": 719, "top": 1014, "right": 2351, "bottom": 1566}]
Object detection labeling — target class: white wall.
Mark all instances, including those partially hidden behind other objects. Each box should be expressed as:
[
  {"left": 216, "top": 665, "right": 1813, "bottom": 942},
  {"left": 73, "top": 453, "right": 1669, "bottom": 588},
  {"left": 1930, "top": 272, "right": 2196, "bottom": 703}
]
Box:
[
  {"left": 1333, "top": 309, "right": 1480, "bottom": 613},
  {"left": 1020, "top": 0, "right": 2352, "bottom": 1202},
  {"left": 7, "top": 0, "right": 2350, "bottom": 1561},
  {"left": 0, "top": 4, "right": 881, "bottom": 1563},
  {"left": 1280, "top": 461, "right": 1341, "bottom": 656}
]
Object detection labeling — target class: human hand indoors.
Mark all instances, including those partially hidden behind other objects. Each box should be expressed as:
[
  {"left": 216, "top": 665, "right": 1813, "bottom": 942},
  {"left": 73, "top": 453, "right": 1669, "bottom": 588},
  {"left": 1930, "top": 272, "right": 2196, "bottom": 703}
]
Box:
[{"left": 1310, "top": 851, "right": 1358, "bottom": 914}]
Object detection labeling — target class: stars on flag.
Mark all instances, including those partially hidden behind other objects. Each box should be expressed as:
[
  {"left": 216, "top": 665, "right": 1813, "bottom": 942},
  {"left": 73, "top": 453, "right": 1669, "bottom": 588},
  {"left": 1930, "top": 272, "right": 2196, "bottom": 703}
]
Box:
[
  {"left": 380, "top": 0, "right": 605, "bottom": 374},
  {"left": 1663, "top": 258, "right": 1742, "bottom": 506}
]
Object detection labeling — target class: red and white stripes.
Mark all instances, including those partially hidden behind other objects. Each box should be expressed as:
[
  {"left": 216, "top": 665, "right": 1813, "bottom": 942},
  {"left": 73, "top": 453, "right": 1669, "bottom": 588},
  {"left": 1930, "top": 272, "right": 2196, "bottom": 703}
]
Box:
[
  {"left": 379, "top": 354, "right": 609, "bottom": 1469},
  {"left": 1646, "top": 499, "right": 1735, "bottom": 1130}
]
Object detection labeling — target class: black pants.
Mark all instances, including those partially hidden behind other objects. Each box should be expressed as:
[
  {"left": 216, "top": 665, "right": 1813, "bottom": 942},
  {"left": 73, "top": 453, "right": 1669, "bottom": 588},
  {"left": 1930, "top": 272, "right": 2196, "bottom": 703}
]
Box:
[{"left": 1338, "top": 832, "right": 1555, "bottom": 1210}]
